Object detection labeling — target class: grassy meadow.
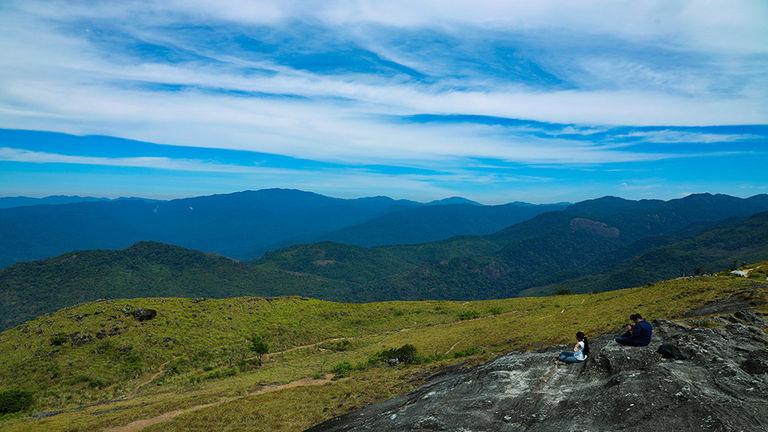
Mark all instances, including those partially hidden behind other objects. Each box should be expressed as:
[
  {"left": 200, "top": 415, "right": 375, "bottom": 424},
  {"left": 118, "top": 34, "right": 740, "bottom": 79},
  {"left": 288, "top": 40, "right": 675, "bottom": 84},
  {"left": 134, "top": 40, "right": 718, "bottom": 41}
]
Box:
[{"left": 0, "top": 268, "right": 766, "bottom": 431}]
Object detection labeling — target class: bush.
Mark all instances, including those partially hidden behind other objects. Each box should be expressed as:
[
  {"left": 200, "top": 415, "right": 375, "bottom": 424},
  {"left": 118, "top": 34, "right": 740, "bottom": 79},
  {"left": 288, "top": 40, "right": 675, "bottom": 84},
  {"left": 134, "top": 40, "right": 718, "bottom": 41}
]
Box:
[
  {"left": 250, "top": 335, "right": 269, "bottom": 365},
  {"left": 49, "top": 333, "right": 67, "bottom": 346},
  {"left": 458, "top": 310, "right": 481, "bottom": 321},
  {"left": 0, "top": 389, "right": 33, "bottom": 414},
  {"left": 556, "top": 288, "right": 573, "bottom": 295},
  {"left": 487, "top": 307, "right": 503, "bottom": 315},
  {"left": 372, "top": 344, "right": 421, "bottom": 365},
  {"left": 332, "top": 362, "right": 353, "bottom": 377}
]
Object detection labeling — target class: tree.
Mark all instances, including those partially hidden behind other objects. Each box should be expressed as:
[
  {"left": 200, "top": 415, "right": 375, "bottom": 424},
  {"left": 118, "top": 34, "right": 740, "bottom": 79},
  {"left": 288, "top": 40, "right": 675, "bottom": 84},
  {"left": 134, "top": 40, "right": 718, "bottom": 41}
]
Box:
[
  {"left": 0, "top": 389, "right": 33, "bottom": 414},
  {"left": 250, "top": 335, "right": 269, "bottom": 365}
]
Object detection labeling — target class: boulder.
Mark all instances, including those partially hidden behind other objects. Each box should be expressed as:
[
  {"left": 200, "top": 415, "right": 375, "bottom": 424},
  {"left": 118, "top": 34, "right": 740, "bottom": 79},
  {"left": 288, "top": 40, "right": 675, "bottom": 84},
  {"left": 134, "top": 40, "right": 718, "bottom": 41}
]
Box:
[
  {"left": 658, "top": 343, "right": 689, "bottom": 360},
  {"left": 133, "top": 308, "right": 157, "bottom": 321}
]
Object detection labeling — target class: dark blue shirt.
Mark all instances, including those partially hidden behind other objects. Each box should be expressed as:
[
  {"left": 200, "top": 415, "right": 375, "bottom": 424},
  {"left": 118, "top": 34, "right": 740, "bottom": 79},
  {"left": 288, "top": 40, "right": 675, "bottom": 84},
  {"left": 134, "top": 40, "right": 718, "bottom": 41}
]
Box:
[{"left": 632, "top": 320, "right": 653, "bottom": 345}]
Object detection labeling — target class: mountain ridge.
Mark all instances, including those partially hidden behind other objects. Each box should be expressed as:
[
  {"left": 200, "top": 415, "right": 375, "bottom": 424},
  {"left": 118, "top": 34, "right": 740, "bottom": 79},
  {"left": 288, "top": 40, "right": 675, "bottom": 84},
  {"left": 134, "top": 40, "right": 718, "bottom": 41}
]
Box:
[
  {"left": 2, "top": 193, "right": 768, "bottom": 330},
  {"left": 0, "top": 188, "right": 558, "bottom": 268}
]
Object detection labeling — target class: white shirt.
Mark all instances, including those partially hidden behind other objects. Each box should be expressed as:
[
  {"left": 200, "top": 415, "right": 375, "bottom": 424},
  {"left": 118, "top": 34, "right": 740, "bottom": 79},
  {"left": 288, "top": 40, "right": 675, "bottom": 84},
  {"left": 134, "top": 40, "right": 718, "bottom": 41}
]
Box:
[{"left": 574, "top": 341, "right": 586, "bottom": 361}]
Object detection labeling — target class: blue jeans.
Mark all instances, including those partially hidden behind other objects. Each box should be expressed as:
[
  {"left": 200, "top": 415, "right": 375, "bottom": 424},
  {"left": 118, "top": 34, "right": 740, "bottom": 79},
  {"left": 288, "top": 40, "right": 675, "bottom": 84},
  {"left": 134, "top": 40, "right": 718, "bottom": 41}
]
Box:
[
  {"left": 559, "top": 351, "right": 583, "bottom": 364},
  {"left": 615, "top": 333, "right": 650, "bottom": 347}
]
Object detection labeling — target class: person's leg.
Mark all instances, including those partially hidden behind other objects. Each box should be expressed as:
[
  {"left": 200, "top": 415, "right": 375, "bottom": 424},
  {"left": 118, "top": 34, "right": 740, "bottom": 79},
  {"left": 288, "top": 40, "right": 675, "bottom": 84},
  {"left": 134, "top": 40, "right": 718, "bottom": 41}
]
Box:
[
  {"left": 559, "top": 351, "right": 580, "bottom": 363},
  {"left": 615, "top": 337, "right": 649, "bottom": 347}
]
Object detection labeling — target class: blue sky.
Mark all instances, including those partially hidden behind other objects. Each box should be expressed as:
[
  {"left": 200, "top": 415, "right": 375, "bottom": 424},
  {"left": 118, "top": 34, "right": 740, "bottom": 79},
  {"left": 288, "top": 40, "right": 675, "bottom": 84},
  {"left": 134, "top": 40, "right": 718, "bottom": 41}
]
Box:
[{"left": 0, "top": 1, "right": 766, "bottom": 203}]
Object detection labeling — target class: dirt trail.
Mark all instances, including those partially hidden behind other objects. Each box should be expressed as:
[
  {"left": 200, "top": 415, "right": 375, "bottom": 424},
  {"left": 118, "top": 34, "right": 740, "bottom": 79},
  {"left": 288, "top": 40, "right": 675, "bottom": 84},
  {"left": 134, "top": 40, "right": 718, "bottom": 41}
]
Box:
[
  {"left": 105, "top": 374, "right": 334, "bottom": 432},
  {"left": 129, "top": 336, "right": 347, "bottom": 396},
  {"left": 264, "top": 337, "right": 345, "bottom": 360},
  {"left": 130, "top": 359, "right": 173, "bottom": 397}
]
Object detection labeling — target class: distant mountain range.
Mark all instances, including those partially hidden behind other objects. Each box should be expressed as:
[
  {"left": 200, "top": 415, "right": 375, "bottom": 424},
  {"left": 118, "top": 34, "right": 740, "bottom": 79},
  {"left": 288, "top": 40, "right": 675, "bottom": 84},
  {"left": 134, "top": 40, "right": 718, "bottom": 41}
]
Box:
[
  {"left": 0, "top": 195, "right": 110, "bottom": 208},
  {"left": 2, "top": 192, "right": 767, "bottom": 330},
  {"left": 0, "top": 189, "right": 563, "bottom": 268},
  {"left": 260, "top": 193, "right": 768, "bottom": 300},
  {"left": 314, "top": 202, "right": 567, "bottom": 247}
]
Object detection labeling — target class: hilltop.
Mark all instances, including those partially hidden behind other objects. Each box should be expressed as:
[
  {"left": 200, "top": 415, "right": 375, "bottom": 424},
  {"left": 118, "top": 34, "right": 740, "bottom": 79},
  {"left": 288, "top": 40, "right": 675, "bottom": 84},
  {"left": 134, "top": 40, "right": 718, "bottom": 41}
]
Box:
[
  {"left": 0, "top": 196, "right": 110, "bottom": 209},
  {"left": 0, "top": 241, "right": 353, "bottom": 330},
  {"left": 0, "top": 269, "right": 765, "bottom": 431}
]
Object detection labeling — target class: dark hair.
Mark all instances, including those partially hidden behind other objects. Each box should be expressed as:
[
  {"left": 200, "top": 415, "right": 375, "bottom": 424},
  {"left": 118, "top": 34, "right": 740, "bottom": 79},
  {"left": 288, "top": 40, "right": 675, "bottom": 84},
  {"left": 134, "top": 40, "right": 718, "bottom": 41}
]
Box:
[
  {"left": 576, "top": 331, "right": 590, "bottom": 356},
  {"left": 630, "top": 313, "right": 643, "bottom": 321}
]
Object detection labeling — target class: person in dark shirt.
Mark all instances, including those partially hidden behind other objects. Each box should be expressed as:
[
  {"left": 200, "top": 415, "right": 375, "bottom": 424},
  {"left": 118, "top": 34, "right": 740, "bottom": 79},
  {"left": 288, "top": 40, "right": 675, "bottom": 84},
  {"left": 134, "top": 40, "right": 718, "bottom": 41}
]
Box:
[{"left": 615, "top": 313, "right": 653, "bottom": 347}]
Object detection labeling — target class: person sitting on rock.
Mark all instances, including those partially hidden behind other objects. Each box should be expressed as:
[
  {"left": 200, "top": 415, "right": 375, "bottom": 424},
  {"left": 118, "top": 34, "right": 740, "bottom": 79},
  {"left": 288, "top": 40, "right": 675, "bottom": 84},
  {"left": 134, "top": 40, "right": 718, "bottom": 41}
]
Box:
[
  {"left": 558, "top": 331, "right": 590, "bottom": 363},
  {"left": 615, "top": 313, "right": 653, "bottom": 347}
]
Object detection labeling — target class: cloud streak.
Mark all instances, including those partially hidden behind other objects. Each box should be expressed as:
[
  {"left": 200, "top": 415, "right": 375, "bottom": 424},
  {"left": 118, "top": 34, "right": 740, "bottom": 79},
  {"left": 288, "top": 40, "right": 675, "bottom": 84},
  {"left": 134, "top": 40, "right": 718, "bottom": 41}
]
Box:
[{"left": 0, "top": 0, "right": 766, "bottom": 201}]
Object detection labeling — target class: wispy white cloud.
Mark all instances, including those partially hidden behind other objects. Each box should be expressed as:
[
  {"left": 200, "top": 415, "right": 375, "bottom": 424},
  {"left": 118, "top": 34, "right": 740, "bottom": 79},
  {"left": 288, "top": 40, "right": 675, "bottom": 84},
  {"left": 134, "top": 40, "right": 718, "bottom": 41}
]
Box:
[
  {"left": 0, "top": 147, "right": 276, "bottom": 173},
  {"left": 0, "top": 0, "right": 766, "bottom": 201},
  {"left": 616, "top": 130, "right": 760, "bottom": 144}
]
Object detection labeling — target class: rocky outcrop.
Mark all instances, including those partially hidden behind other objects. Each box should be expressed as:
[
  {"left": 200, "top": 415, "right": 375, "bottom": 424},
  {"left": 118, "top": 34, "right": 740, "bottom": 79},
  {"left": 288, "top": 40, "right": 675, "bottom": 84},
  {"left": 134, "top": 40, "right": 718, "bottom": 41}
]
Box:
[
  {"left": 310, "top": 311, "right": 768, "bottom": 432},
  {"left": 132, "top": 308, "right": 157, "bottom": 321},
  {"left": 68, "top": 332, "right": 93, "bottom": 346}
]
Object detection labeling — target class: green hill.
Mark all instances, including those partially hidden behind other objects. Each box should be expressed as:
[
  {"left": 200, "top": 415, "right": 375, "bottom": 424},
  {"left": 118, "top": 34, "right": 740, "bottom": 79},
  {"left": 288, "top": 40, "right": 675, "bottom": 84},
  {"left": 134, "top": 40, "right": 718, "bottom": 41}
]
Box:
[
  {"left": 532, "top": 210, "right": 768, "bottom": 295},
  {"left": 0, "top": 242, "right": 354, "bottom": 330},
  {"left": 0, "top": 271, "right": 765, "bottom": 431},
  {"left": 260, "top": 193, "right": 768, "bottom": 299}
]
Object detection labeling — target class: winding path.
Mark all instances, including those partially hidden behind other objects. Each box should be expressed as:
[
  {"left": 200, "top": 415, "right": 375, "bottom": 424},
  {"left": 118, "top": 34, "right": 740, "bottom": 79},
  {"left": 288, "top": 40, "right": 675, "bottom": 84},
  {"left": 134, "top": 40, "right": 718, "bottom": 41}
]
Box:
[{"left": 106, "top": 374, "right": 334, "bottom": 432}]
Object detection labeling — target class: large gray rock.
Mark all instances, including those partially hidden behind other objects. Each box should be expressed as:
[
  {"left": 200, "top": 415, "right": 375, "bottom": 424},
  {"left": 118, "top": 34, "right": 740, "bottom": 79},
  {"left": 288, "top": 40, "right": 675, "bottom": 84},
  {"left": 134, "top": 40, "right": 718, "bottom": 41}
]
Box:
[{"left": 310, "top": 313, "right": 768, "bottom": 432}]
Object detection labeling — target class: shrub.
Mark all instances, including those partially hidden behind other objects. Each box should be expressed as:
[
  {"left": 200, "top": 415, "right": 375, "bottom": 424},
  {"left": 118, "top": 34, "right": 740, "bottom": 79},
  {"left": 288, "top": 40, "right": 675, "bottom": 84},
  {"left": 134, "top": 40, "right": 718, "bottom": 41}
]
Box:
[
  {"left": 372, "top": 344, "right": 421, "bottom": 365},
  {"left": 458, "top": 311, "right": 481, "bottom": 321},
  {"left": 487, "top": 307, "right": 503, "bottom": 315},
  {"left": 49, "top": 333, "right": 67, "bottom": 346},
  {"left": 556, "top": 288, "right": 573, "bottom": 296},
  {"left": 250, "top": 335, "right": 269, "bottom": 365},
  {"left": 332, "top": 362, "right": 353, "bottom": 377},
  {"left": 0, "top": 389, "right": 33, "bottom": 414}
]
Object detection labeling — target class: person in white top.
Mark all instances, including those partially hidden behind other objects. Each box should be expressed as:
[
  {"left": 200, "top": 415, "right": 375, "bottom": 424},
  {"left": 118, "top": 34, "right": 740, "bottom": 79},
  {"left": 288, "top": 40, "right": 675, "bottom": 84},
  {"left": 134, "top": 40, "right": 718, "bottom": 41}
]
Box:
[{"left": 558, "top": 331, "right": 590, "bottom": 363}]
